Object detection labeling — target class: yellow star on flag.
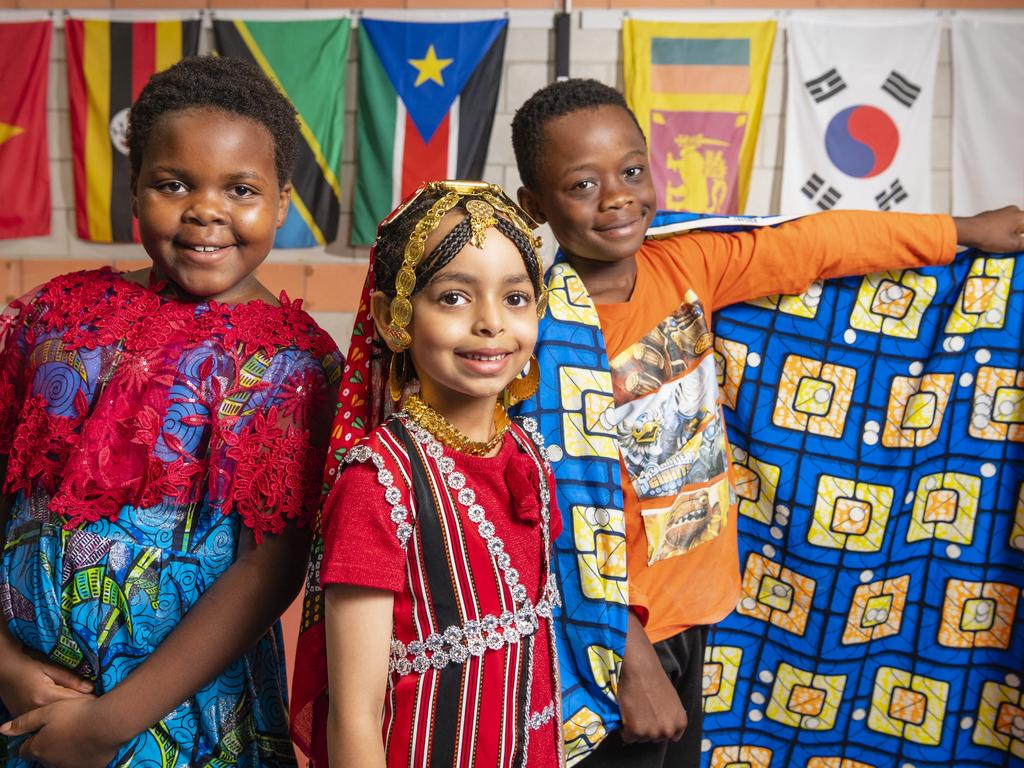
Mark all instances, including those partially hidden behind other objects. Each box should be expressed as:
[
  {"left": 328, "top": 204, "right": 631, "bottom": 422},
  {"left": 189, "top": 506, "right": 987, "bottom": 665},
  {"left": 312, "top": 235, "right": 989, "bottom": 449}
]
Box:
[
  {"left": 408, "top": 44, "right": 453, "bottom": 88},
  {"left": 0, "top": 123, "right": 25, "bottom": 148}
]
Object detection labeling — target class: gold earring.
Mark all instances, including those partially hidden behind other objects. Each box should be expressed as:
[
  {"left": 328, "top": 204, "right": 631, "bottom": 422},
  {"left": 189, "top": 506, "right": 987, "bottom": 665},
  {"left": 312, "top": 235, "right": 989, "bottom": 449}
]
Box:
[
  {"left": 389, "top": 350, "right": 408, "bottom": 403},
  {"left": 503, "top": 355, "right": 539, "bottom": 407}
]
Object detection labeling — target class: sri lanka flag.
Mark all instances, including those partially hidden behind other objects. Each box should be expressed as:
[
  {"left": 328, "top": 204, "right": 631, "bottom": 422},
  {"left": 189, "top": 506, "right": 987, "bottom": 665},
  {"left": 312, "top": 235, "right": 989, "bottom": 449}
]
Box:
[
  {"left": 66, "top": 17, "right": 200, "bottom": 243},
  {"left": 0, "top": 20, "right": 51, "bottom": 240},
  {"left": 352, "top": 18, "right": 507, "bottom": 245},
  {"left": 214, "top": 18, "right": 350, "bottom": 249}
]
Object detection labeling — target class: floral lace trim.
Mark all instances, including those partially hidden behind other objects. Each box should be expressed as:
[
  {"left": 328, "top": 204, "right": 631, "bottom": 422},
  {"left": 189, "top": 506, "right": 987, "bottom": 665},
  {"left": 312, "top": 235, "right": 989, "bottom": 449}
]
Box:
[{"left": 527, "top": 702, "right": 557, "bottom": 731}]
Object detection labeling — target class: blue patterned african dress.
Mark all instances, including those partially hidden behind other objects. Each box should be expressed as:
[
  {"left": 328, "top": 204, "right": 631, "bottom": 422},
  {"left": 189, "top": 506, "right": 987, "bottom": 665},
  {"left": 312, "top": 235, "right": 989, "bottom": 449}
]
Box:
[{"left": 0, "top": 268, "right": 342, "bottom": 767}]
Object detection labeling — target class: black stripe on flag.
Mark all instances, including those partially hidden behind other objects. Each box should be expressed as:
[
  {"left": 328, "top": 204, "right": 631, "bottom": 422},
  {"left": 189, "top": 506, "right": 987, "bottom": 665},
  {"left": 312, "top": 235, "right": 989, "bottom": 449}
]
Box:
[
  {"left": 456, "top": 26, "right": 507, "bottom": 179},
  {"left": 802, "top": 173, "right": 841, "bottom": 210},
  {"left": 182, "top": 20, "right": 201, "bottom": 59},
  {"left": 109, "top": 22, "right": 134, "bottom": 243},
  {"left": 805, "top": 68, "right": 847, "bottom": 103},
  {"left": 875, "top": 179, "right": 908, "bottom": 210},
  {"left": 213, "top": 20, "right": 340, "bottom": 244},
  {"left": 881, "top": 71, "right": 921, "bottom": 108}
]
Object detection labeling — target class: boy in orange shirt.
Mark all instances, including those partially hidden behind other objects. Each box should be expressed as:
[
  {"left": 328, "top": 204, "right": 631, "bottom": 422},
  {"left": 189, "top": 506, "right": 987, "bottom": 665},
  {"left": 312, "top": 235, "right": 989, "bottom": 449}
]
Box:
[{"left": 510, "top": 78, "right": 1024, "bottom": 767}]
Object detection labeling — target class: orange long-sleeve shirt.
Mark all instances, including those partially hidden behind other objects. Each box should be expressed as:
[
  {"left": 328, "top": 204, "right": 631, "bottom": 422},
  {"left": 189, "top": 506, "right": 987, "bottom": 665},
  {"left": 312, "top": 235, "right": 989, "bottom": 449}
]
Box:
[{"left": 593, "top": 211, "right": 957, "bottom": 643}]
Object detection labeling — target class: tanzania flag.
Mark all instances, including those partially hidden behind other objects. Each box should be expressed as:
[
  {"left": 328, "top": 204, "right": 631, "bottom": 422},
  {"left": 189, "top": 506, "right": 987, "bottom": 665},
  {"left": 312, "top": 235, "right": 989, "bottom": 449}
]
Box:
[
  {"left": 352, "top": 18, "right": 507, "bottom": 245},
  {"left": 214, "top": 18, "right": 349, "bottom": 249},
  {"left": 623, "top": 20, "right": 775, "bottom": 215},
  {"left": 66, "top": 17, "right": 200, "bottom": 243},
  {"left": 0, "top": 20, "right": 51, "bottom": 240}
]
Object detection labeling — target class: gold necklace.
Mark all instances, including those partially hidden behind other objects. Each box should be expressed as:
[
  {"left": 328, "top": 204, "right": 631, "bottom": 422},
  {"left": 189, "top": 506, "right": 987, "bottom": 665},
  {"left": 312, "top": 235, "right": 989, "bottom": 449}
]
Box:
[{"left": 403, "top": 394, "right": 510, "bottom": 457}]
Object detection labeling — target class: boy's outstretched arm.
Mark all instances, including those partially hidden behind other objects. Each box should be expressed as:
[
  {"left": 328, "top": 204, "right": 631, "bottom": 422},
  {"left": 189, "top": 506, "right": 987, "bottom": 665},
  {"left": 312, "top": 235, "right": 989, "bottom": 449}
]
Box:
[
  {"left": 952, "top": 205, "right": 1024, "bottom": 253},
  {"left": 617, "top": 609, "right": 687, "bottom": 744},
  {"left": 0, "top": 521, "right": 311, "bottom": 768}
]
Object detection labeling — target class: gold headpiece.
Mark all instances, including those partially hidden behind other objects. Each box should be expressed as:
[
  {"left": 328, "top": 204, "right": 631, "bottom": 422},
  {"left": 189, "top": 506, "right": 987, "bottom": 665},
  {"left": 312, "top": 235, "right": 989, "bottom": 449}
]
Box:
[{"left": 381, "top": 181, "right": 546, "bottom": 350}]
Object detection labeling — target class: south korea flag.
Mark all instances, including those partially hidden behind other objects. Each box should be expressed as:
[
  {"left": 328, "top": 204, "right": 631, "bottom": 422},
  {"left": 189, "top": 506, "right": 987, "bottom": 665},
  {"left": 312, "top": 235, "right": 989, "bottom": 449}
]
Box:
[{"left": 781, "top": 18, "right": 941, "bottom": 214}]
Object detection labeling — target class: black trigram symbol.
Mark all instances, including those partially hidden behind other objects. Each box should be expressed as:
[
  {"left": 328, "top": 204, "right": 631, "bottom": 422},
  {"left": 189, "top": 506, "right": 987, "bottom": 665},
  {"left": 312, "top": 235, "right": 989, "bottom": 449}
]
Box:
[
  {"left": 882, "top": 71, "right": 921, "bottom": 107},
  {"left": 805, "top": 68, "right": 847, "bottom": 103},
  {"left": 802, "top": 173, "right": 842, "bottom": 210},
  {"left": 875, "top": 179, "right": 909, "bottom": 210}
]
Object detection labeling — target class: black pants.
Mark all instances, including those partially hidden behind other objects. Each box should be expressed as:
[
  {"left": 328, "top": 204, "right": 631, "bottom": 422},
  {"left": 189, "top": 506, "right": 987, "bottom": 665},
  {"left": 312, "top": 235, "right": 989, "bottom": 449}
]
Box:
[{"left": 580, "top": 626, "right": 709, "bottom": 768}]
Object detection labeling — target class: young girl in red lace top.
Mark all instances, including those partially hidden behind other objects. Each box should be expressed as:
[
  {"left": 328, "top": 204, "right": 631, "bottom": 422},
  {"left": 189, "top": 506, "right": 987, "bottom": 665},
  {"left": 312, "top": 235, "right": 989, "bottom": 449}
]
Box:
[
  {"left": 290, "top": 182, "right": 563, "bottom": 768},
  {"left": 0, "top": 57, "right": 341, "bottom": 767}
]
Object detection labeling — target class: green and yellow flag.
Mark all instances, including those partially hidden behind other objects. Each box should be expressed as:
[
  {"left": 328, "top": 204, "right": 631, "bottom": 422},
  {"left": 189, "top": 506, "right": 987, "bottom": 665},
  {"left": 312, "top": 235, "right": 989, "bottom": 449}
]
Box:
[
  {"left": 214, "top": 18, "right": 350, "bottom": 249},
  {"left": 623, "top": 20, "right": 775, "bottom": 215}
]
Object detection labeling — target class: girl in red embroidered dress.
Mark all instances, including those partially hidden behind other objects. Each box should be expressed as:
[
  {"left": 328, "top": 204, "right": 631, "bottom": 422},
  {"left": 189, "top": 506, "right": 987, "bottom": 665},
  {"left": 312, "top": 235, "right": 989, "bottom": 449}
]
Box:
[
  {"left": 301, "top": 182, "right": 563, "bottom": 768},
  {"left": 0, "top": 57, "right": 341, "bottom": 767}
]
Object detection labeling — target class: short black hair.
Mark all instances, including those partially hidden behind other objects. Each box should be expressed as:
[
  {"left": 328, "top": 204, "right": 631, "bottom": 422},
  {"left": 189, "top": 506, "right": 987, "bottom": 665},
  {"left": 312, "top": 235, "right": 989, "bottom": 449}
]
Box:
[
  {"left": 128, "top": 55, "right": 299, "bottom": 186},
  {"left": 511, "top": 78, "right": 645, "bottom": 190}
]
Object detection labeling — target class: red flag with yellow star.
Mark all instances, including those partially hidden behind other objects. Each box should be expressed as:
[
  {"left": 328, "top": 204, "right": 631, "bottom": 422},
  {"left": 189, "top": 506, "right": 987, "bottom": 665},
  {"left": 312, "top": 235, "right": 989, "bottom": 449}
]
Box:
[{"left": 0, "top": 20, "right": 51, "bottom": 239}]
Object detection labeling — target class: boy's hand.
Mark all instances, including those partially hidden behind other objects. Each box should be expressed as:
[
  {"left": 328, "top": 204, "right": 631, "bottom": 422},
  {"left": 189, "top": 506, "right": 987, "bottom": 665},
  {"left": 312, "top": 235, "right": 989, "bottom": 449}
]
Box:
[
  {"left": 953, "top": 205, "right": 1024, "bottom": 253},
  {"left": 0, "top": 697, "right": 122, "bottom": 768},
  {"left": 617, "top": 610, "right": 687, "bottom": 743},
  {"left": 0, "top": 641, "right": 94, "bottom": 718}
]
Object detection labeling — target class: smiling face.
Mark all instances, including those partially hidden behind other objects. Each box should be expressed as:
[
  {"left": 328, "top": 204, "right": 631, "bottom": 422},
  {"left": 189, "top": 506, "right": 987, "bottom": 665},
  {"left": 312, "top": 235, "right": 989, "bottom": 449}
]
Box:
[
  {"left": 132, "top": 107, "right": 291, "bottom": 304},
  {"left": 391, "top": 212, "right": 539, "bottom": 417},
  {"left": 519, "top": 104, "right": 656, "bottom": 266}
]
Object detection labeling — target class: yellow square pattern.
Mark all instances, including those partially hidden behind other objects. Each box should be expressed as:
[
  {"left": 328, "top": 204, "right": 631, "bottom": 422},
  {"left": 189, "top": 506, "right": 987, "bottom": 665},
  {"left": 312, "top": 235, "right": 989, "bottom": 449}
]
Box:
[
  {"left": 549, "top": 267, "right": 601, "bottom": 326},
  {"left": 558, "top": 365, "right": 617, "bottom": 458},
  {"left": 806, "top": 759, "right": 877, "bottom": 768},
  {"left": 738, "top": 554, "right": 815, "bottom": 636},
  {"left": 809, "top": 475, "right": 894, "bottom": 552},
  {"left": 733, "top": 451, "right": 781, "bottom": 526},
  {"left": 571, "top": 505, "right": 627, "bottom": 604},
  {"left": 703, "top": 645, "right": 743, "bottom": 714},
  {"left": 715, "top": 336, "right": 748, "bottom": 410},
  {"left": 710, "top": 745, "right": 773, "bottom": 768},
  {"left": 945, "top": 256, "right": 1014, "bottom": 334},
  {"left": 766, "top": 662, "right": 846, "bottom": 730},
  {"left": 907, "top": 472, "right": 981, "bottom": 545},
  {"left": 882, "top": 373, "right": 954, "bottom": 448},
  {"left": 774, "top": 355, "right": 856, "bottom": 438},
  {"left": 563, "top": 706, "right": 607, "bottom": 764},
  {"left": 1012, "top": 484, "right": 1024, "bottom": 553},
  {"left": 851, "top": 269, "right": 937, "bottom": 338},
  {"left": 748, "top": 282, "right": 822, "bottom": 319},
  {"left": 973, "top": 681, "right": 1024, "bottom": 760},
  {"left": 971, "top": 367, "right": 1024, "bottom": 443},
  {"left": 843, "top": 575, "right": 909, "bottom": 645},
  {"left": 831, "top": 497, "right": 871, "bottom": 535},
  {"left": 939, "top": 579, "right": 1019, "bottom": 649},
  {"left": 868, "top": 666, "right": 948, "bottom": 745}
]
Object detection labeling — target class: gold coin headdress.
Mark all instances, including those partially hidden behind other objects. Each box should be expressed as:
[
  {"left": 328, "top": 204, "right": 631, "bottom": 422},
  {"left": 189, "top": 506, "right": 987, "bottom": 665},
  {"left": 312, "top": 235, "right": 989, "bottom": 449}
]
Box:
[{"left": 379, "top": 181, "right": 546, "bottom": 350}]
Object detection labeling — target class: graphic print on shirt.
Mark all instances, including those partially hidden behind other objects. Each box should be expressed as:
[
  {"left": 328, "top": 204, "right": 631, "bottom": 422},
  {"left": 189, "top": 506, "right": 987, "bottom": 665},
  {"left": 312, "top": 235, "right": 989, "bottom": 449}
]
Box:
[{"left": 608, "top": 293, "right": 730, "bottom": 564}]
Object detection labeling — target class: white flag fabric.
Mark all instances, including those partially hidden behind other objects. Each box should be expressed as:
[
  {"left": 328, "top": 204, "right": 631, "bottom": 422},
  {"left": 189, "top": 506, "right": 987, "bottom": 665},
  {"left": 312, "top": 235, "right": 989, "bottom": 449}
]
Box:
[
  {"left": 951, "top": 14, "right": 1024, "bottom": 216},
  {"left": 781, "top": 18, "right": 941, "bottom": 215}
]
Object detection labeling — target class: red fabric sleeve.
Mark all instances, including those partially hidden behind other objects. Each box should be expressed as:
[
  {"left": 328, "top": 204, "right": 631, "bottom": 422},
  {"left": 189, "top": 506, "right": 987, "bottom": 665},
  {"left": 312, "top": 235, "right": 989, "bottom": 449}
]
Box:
[
  {"left": 320, "top": 458, "right": 409, "bottom": 593},
  {"left": 662, "top": 211, "right": 957, "bottom": 312}
]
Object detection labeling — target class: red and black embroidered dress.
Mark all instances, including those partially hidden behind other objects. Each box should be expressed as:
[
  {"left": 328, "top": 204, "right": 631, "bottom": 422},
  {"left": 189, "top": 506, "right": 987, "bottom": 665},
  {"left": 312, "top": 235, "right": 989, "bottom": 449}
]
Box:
[
  {"left": 321, "top": 415, "right": 563, "bottom": 768},
  {"left": 0, "top": 268, "right": 342, "bottom": 766}
]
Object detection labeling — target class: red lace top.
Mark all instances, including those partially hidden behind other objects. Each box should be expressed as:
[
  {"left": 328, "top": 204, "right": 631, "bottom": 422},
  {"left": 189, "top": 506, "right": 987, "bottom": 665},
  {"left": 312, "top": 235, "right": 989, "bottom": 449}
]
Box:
[{"left": 0, "top": 268, "right": 343, "bottom": 540}]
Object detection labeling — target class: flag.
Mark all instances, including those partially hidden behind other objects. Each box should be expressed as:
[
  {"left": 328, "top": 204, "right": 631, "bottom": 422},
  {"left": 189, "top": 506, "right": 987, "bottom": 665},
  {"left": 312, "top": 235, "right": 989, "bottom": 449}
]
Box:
[
  {"left": 214, "top": 18, "right": 350, "bottom": 249},
  {"left": 650, "top": 212, "right": 1024, "bottom": 767},
  {"left": 0, "top": 20, "right": 52, "bottom": 240},
  {"left": 781, "top": 18, "right": 940, "bottom": 215},
  {"left": 352, "top": 18, "right": 507, "bottom": 246},
  {"left": 623, "top": 20, "right": 775, "bottom": 215},
  {"left": 951, "top": 14, "right": 1024, "bottom": 216},
  {"left": 66, "top": 17, "right": 200, "bottom": 243}
]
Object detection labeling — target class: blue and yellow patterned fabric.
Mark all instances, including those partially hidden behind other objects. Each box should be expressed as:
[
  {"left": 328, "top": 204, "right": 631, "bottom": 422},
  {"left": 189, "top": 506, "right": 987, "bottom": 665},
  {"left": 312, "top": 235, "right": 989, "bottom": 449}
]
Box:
[
  {"left": 514, "top": 258, "right": 629, "bottom": 765},
  {"left": 521, "top": 211, "right": 1023, "bottom": 767},
  {"left": 652, "top": 211, "right": 1024, "bottom": 768}
]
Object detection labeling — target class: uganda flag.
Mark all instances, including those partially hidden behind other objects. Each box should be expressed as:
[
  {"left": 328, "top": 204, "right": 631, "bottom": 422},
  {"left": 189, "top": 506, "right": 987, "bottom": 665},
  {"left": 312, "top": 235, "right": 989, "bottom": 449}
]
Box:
[
  {"left": 214, "top": 18, "right": 349, "bottom": 249},
  {"left": 66, "top": 17, "right": 200, "bottom": 243},
  {"left": 0, "top": 20, "right": 51, "bottom": 240},
  {"left": 352, "top": 18, "right": 507, "bottom": 245}
]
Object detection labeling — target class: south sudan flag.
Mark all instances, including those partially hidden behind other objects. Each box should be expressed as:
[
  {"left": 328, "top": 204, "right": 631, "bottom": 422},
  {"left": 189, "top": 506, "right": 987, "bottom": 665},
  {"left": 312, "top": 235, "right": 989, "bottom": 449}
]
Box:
[
  {"left": 215, "top": 18, "right": 349, "bottom": 249},
  {"left": 66, "top": 17, "right": 200, "bottom": 243},
  {"left": 352, "top": 19, "right": 507, "bottom": 246}
]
